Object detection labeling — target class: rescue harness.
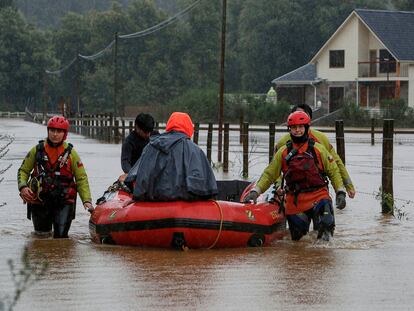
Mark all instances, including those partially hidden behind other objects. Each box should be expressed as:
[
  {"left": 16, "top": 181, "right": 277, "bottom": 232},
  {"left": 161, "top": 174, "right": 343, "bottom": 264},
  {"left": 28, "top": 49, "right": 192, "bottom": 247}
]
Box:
[
  {"left": 283, "top": 139, "right": 328, "bottom": 204},
  {"left": 29, "top": 140, "right": 77, "bottom": 203}
]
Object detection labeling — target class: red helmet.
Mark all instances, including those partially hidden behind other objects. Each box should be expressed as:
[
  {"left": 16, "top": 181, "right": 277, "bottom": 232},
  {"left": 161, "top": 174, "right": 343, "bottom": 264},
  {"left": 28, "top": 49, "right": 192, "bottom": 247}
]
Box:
[
  {"left": 47, "top": 116, "right": 69, "bottom": 140},
  {"left": 287, "top": 111, "right": 311, "bottom": 126}
]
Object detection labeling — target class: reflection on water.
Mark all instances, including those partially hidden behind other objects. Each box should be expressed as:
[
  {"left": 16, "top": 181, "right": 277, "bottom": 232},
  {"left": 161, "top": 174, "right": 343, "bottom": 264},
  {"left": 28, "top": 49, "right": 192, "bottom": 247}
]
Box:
[{"left": 1, "top": 119, "right": 414, "bottom": 310}]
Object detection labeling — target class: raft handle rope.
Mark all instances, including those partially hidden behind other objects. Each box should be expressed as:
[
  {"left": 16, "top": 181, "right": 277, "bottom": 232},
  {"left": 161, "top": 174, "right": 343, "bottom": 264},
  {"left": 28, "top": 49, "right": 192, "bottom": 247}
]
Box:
[
  {"left": 28, "top": 177, "right": 43, "bottom": 202},
  {"left": 207, "top": 200, "right": 224, "bottom": 249}
]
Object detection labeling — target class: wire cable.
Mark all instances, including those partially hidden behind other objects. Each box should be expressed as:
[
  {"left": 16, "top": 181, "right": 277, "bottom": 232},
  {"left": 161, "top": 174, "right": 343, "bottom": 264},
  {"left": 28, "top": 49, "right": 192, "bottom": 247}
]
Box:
[
  {"left": 45, "top": 57, "right": 77, "bottom": 75},
  {"left": 46, "top": 0, "right": 203, "bottom": 74},
  {"left": 119, "top": 0, "right": 202, "bottom": 40},
  {"left": 79, "top": 40, "right": 115, "bottom": 61}
]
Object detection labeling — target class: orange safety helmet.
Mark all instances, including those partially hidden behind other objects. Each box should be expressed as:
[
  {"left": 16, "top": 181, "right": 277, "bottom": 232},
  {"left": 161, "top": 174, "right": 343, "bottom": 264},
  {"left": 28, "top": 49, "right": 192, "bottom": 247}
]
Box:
[
  {"left": 47, "top": 116, "right": 70, "bottom": 140},
  {"left": 287, "top": 111, "right": 311, "bottom": 127}
]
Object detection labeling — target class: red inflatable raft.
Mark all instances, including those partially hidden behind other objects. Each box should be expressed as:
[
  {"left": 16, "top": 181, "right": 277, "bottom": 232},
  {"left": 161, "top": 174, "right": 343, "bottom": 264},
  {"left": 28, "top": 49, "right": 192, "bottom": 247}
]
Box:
[{"left": 89, "top": 182, "right": 286, "bottom": 249}]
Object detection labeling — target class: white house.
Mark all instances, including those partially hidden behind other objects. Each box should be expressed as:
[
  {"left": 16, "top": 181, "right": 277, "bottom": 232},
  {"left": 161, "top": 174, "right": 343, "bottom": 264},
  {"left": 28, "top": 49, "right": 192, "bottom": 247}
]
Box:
[{"left": 272, "top": 9, "right": 414, "bottom": 113}]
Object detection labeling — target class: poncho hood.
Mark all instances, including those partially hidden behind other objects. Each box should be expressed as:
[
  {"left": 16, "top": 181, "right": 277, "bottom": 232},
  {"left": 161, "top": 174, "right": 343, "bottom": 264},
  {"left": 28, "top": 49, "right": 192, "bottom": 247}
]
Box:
[{"left": 166, "top": 112, "right": 194, "bottom": 138}]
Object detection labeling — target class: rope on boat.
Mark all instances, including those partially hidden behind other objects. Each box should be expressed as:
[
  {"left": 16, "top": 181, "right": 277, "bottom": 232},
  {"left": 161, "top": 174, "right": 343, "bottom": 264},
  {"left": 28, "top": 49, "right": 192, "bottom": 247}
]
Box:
[{"left": 207, "top": 200, "right": 224, "bottom": 249}]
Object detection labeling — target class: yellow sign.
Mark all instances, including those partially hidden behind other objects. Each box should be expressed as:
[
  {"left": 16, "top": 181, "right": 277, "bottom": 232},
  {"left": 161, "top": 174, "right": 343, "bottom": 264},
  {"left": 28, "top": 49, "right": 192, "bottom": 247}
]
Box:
[
  {"left": 108, "top": 210, "right": 117, "bottom": 220},
  {"left": 245, "top": 210, "right": 256, "bottom": 221}
]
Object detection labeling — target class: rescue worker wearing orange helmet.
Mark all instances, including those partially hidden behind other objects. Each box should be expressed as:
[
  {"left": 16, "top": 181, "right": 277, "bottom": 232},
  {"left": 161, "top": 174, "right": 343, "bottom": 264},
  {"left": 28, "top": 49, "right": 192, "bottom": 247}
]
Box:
[
  {"left": 275, "top": 103, "right": 355, "bottom": 209},
  {"left": 243, "top": 111, "right": 346, "bottom": 241},
  {"left": 17, "top": 116, "right": 93, "bottom": 238}
]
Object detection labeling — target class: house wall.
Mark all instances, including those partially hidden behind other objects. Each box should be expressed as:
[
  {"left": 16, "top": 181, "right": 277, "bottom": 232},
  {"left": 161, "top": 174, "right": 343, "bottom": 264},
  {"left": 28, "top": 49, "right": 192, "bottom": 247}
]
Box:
[
  {"left": 409, "top": 65, "right": 414, "bottom": 108},
  {"left": 368, "top": 31, "right": 385, "bottom": 51},
  {"left": 276, "top": 85, "right": 315, "bottom": 108},
  {"left": 361, "top": 81, "right": 408, "bottom": 108},
  {"left": 400, "top": 82, "right": 408, "bottom": 103},
  {"left": 316, "top": 15, "right": 392, "bottom": 82},
  {"left": 316, "top": 15, "right": 359, "bottom": 81},
  {"left": 358, "top": 20, "right": 370, "bottom": 62},
  {"left": 305, "top": 86, "right": 315, "bottom": 108},
  {"left": 317, "top": 81, "right": 356, "bottom": 112},
  {"left": 357, "top": 20, "right": 391, "bottom": 78}
]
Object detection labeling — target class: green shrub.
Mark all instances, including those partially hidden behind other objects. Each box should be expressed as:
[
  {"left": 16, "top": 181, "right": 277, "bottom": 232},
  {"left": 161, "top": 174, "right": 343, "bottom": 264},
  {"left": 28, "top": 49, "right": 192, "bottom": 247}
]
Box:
[
  {"left": 342, "top": 101, "right": 371, "bottom": 126},
  {"left": 165, "top": 87, "right": 218, "bottom": 122},
  {"left": 380, "top": 98, "right": 408, "bottom": 120}
]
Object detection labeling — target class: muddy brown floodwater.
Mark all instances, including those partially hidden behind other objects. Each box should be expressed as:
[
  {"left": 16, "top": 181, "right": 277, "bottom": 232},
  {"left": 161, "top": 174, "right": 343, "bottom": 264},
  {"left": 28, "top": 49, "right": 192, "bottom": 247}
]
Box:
[{"left": 1, "top": 119, "right": 413, "bottom": 310}]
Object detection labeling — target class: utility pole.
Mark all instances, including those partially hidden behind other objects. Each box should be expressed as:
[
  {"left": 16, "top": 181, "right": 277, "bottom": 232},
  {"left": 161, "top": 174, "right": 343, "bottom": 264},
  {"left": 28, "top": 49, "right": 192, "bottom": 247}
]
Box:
[
  {"left": 113, "top": 32, "right": 119, "bottom": 116},
  {"left": 75, "top": 52, "right": 81, "bottom": 115},
  {"left": 218, "top": 0, "right": 227, "bottom": 163},
  {"left": 43, "top": 71, "right": 48, "bottom": 119}
]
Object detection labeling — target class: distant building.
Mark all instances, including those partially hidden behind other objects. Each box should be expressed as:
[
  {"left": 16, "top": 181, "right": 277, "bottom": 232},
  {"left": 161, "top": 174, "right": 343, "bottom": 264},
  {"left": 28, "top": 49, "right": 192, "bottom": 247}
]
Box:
[{"left": 272, "top": 9, "right": 414, "bottom": 113}]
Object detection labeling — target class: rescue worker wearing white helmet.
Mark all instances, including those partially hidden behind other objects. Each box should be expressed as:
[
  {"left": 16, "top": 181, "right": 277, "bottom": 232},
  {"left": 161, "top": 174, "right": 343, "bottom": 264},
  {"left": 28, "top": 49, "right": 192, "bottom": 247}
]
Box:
[
  {"left": 243, "top": 111, "right": 346, "bottom": 241},
  {"left": 18, "top": 116, "right": 93, "bottom": 238}
]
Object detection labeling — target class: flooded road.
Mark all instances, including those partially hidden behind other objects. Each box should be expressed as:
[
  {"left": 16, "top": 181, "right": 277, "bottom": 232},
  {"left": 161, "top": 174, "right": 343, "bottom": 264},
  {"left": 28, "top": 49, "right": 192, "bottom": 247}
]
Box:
[{"left": 1, "top": 119, "right": 414, "bottom": 310}]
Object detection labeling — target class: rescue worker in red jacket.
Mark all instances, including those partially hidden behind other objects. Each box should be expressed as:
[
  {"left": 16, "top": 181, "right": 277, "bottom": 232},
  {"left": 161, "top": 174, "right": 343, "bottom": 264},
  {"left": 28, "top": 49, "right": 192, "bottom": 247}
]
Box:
[
  {"left": 243, "top": 111, "right": 346, "bottom": 241},
  {"left": 17, "top": 116, "right": 93, "bottom": 238}
]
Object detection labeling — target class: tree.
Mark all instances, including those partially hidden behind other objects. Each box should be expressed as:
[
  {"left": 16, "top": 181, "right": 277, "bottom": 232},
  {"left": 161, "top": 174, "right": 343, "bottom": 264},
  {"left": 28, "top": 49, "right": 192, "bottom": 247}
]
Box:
[
  {"left": 178, "top": 0, "right": 221, "bottom": 89},
  {"left": 239, "top": 0, "right": 312, "bottom": 92},
  {"left": 0, "top": 7, "right": 54, "bottom": 111},
  {"left": 0, "top": 0, "right": 15, "bottom": 9},
  {"left": 391, "top": 0, "right": 414, "bottom": 11},
  {"left": 14, "top": 0, "right": 117, "bottom": 28}
]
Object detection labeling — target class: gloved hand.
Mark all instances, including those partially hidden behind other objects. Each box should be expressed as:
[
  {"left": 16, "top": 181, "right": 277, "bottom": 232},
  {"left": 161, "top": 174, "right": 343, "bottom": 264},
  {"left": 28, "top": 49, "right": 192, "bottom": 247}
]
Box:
[
  {"left": 336, "top": 191, "right": 346, "bottom": 210},
  {"left": 243, "top": 190, "right": 259, "bottom": 204},
  {"left": 83, "top": 201, "right": 94, "bottom": 213},
  {"left": 19, "top": 186, "right": 36, "bottom": 204}
]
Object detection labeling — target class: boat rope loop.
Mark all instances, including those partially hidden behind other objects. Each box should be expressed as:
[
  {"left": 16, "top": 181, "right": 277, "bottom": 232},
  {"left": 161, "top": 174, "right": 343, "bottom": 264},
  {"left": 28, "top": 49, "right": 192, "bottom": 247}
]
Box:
[{"left": 207, "top": 200, "right": 224, "bottom": 249}]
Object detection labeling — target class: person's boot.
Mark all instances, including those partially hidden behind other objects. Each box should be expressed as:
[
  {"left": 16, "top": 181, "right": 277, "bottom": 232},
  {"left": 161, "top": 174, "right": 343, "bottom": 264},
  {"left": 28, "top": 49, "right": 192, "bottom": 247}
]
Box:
[
  {"left": 32, "top": 230, "right": 52, "bottom": 238},
  {"left": 317, "top": 205, "right": 335, "bottom": 241}
]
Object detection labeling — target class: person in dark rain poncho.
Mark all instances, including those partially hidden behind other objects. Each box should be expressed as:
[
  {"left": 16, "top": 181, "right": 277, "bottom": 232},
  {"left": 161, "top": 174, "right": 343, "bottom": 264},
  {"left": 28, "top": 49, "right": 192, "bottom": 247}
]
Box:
[{"left": 125, "top": 112, "right": 218, "bottom": 201}]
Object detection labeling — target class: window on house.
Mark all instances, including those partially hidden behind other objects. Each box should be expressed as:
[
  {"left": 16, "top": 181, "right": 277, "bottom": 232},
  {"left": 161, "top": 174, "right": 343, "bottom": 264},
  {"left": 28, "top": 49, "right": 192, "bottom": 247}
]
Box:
[
  {"left": 379, "top": 86, "right": 395, "bottom": 101},
  {"left": 379, "top": 49, "right": 396, "bottom": 73},
  {"left": 329, "top": 87, "right": 344, "bottom": 112},
  {"left": 329, "top": 50, "right": 345, "bottom": 68}
]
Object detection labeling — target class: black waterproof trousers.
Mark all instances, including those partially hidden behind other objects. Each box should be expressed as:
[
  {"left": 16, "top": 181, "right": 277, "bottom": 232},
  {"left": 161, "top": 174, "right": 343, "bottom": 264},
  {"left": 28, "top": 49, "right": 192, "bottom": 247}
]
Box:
[{"left": 28, "top": 200, "right": 75, "bottom": 238}]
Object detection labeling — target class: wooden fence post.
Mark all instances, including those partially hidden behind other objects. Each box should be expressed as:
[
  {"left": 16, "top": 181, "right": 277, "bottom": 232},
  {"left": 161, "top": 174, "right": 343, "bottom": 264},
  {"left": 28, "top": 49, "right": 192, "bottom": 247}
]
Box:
[
  {"left": 86, "top": 117, "right": 90, "bottom": 137},
  {"left": 121, "top": 119, "right": 126, "bottom": 142},
  {"left": 242, "top": 122, "right": 249, "bottom": 178},
  {"left": 239, "top": 113, "right": 244, "bottom": 144},
  {"left": 207, "top": 123, "right": 213, "bottom": 164},
  {"left": 91, "top": 116, "right": 95, "bottom": 139},
  {"left": 193, "top": 123, "right": 199, "bottom": 144},
  {"left": 106, "top": 113, "right": 111, "bottom": 143},
  {"left": 99, "top": 115, "right": 104, "bottom": 140},
  {"left": 224, "top": 123, "right": 229, "bottom": 172},
  {"left": 114, "top": 120, "right": 120, "bottom": 144},
  {"left": 382, "top": 119, "right": 394, "bottom": 214},
  {"left": 268, "top": 122, "right": 275, "bottom": 163},
  {"left": 335, "top": 120, "right": 345, "bottom": 164},
  {"left": 371, "top": 118, "right": 375, "bottom": 146}
]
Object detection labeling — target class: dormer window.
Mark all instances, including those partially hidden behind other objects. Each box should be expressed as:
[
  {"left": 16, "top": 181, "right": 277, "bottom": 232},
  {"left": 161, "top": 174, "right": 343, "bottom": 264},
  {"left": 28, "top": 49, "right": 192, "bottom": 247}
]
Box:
[{"left": 329, "top": 50, "right": 345, "bottom": 68}]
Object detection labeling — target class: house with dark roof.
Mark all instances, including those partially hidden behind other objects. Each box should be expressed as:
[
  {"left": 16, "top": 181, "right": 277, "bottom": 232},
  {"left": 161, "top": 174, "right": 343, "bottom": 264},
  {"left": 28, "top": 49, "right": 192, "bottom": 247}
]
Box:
[{"left": 272, "top": 9, "right": 414, "bottom": 113}]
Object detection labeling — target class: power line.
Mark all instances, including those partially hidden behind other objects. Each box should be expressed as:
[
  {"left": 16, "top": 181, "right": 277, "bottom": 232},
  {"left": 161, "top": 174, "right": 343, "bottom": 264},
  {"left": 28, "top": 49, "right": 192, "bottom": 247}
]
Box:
[
  {"left": 79, "top": 40, "right": 115, "bottom": 61},
  {"left": 45, "top": 57, "right": 77, "bottom": 75},
  {"left": 119, "top": 0, "right": 202, "bottom": 40},
  {"left": 45, "top": 0, "right": 204, "bottom": 74}
]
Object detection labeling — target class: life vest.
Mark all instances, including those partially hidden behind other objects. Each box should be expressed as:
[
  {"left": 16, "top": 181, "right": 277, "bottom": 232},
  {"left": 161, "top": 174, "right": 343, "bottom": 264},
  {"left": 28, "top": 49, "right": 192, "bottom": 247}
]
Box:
[
  {"left": 30, "top": 140, "right": 77, "bottom": 203},
  {"left": 283, "top": 139, "right": 327, "bottom": 197}
]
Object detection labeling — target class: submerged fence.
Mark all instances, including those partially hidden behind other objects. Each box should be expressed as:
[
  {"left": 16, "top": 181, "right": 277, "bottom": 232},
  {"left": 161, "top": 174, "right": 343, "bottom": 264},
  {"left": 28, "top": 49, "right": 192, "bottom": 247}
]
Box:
[{"left": 21, "top": 111, "right": 414, "bottom": 214}]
